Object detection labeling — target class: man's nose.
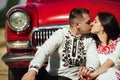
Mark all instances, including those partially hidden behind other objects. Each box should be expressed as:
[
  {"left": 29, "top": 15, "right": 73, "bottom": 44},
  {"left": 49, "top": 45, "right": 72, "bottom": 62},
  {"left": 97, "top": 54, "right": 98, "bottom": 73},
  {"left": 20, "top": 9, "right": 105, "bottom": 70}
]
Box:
[{"left": 90, "top": 22, "right": 93, "bottom": 27}]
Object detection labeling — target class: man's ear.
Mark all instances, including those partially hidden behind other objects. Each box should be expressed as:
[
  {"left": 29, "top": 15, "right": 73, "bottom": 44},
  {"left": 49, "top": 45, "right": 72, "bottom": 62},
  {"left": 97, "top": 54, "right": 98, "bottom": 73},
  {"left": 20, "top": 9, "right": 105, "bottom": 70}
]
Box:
[{"left": 75, "top": 23, "right": 79, "bottom": 28}]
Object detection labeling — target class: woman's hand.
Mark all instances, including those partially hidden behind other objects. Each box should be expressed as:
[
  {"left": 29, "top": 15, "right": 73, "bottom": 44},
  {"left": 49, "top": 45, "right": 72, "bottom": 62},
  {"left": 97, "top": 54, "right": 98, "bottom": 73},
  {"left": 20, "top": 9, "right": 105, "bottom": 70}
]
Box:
[
  {"left": 77, "top": 67, "right": 93, "bottom": 80},
  {"left": 88, "top": 72, "right": 98, "bottom": 80},
  {"left": 21, "top": 70, "right": 37, "bottom": 80}
]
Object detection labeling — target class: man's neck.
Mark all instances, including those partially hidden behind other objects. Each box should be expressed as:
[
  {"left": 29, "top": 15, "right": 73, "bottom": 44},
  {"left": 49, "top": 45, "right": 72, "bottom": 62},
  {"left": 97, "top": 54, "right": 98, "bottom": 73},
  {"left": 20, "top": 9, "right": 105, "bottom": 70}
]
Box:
[{"left": 69, "top": 27, "right": 82, "bottom": 37}]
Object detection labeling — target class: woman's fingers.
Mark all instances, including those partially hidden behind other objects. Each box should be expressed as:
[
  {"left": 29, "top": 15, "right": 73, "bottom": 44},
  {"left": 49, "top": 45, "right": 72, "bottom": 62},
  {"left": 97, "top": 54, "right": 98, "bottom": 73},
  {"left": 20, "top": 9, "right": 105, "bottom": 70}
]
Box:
[{"left": 78, "top": 66, "right": 93, "bottom": 80}]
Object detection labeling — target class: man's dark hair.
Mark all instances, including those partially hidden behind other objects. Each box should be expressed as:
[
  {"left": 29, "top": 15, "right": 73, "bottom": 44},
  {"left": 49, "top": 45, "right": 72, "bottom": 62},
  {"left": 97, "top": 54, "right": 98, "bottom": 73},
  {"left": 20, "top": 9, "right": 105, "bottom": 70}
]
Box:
[{"left": 69, "top": 8, "right": 89, "bottom": 25}]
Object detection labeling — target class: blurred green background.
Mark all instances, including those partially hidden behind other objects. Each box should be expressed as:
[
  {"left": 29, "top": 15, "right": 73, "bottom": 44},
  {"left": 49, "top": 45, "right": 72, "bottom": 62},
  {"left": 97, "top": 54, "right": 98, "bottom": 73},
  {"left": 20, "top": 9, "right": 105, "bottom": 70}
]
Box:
[
  {"left": 0, "top": 1, "right": 26, "bottom": 80},
  {"left": 0, "top": 0, "right": 26, "bottom": 28}
]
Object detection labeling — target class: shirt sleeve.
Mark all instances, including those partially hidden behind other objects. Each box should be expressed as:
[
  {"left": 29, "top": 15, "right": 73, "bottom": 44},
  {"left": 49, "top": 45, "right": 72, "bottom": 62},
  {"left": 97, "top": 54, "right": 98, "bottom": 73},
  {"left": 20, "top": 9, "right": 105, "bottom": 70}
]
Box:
[
  {"left": 28, "top": 29, "right": 63, "bottom": 73},
  {"left": 86, "top": 38, "right": 100, "bottom": 70},
  {"left": 108, "top": 42, "right": 120, "bottom": 68}
]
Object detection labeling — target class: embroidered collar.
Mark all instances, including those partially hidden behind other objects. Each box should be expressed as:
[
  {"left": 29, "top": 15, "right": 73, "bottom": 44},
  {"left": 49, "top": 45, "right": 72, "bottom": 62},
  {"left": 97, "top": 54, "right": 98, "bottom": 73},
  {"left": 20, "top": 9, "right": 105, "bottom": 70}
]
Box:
[
  {"left": 68, "top": 30, "right": 90, "bottom": 40},
  {"left": 97, "top": 37, "right": 120, "bottom": 54}
]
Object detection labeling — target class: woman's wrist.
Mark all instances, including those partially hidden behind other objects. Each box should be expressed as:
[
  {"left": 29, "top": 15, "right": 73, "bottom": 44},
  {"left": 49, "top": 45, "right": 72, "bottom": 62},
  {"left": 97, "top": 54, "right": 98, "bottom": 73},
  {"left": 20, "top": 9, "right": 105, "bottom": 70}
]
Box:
[{"left": 90, "top": 71, "right": 98, "bottom": 79}]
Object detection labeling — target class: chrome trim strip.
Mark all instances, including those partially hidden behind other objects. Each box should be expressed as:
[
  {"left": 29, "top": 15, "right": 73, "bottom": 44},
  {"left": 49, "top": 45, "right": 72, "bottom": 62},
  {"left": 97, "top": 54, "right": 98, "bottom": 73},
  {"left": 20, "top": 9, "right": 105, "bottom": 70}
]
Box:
[
  {"left": 2, "top": 53, "right": 34, "bottom": 62},
  {"left": 7, "top": 41, "right": 31, "bottom": 49}
]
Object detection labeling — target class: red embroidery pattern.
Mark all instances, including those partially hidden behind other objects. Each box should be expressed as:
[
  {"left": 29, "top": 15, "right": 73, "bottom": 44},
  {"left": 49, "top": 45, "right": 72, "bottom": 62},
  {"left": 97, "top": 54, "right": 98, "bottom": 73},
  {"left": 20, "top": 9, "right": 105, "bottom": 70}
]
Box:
[
  {"left": 29, "top": 65, "right": 39, "bottom": 70},
  {"left": 115, "top": 72, "right": 120, "bottom": 80},
  {"left": 62, "top": 31, "right": 86, "bottom": 67},
  {"left": 97, "top": 37, "right": 120, "bottom": 54}
]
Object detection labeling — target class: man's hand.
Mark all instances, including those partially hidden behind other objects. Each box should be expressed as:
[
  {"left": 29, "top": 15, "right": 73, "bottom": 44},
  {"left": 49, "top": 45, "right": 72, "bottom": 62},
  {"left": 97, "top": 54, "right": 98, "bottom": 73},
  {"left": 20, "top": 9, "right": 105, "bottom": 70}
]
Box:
[
  {"left": 77, "top": 67, "right": 93, "bottom": 80},
  {"left": 21, "top": 70, "right": 37, "bottom": 80}
]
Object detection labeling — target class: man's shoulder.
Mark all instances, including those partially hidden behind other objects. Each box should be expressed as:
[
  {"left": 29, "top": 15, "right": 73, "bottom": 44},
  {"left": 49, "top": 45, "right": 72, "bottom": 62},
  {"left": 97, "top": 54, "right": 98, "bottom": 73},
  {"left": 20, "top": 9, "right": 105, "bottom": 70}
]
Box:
[
  {"left": 57, "top": 27, "right": 69, "bottom": 33},
  {"left": 52, "top": 27, "right": 69, "bottom": 39}
]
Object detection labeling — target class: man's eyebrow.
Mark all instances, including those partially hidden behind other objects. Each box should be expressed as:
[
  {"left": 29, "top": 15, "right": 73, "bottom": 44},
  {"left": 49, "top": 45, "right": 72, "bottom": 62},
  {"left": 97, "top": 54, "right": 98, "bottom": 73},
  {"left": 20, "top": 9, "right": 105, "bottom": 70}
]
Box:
[
  {"left": 86, "top": 19, "right": 90, "bottom": 22},
  {"left": 86, "top": 19, "right": 91, "bottom": 24},
  {"left": 88, "top": 19, "right": 91, "bottom": 22}
]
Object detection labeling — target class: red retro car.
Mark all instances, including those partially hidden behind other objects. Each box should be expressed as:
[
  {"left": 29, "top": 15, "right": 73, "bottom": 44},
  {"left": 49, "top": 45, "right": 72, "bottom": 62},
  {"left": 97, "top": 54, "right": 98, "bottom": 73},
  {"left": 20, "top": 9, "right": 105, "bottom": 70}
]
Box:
[{"left": 2, "top": 0, "right": 120, "bottom": 80}]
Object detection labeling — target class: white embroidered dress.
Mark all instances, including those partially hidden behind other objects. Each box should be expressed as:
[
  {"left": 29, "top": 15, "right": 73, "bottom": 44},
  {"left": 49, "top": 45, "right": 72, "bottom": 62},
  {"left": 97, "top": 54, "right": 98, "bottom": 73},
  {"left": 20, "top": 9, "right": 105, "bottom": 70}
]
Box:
[{"left": 96, "top": 37, "right": 120, "bottom": 80}]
